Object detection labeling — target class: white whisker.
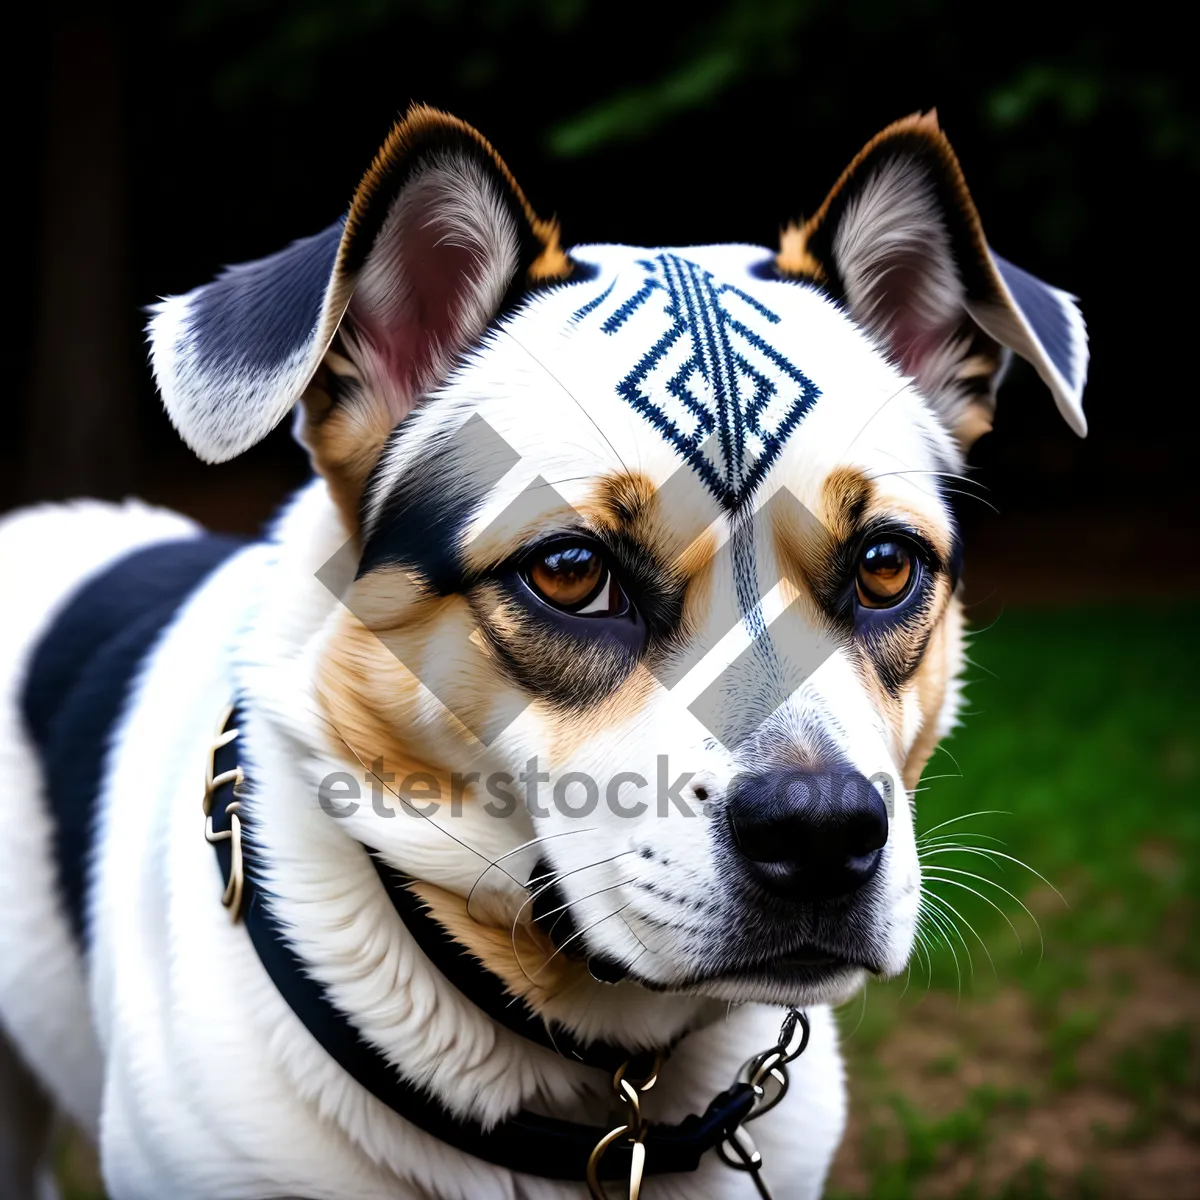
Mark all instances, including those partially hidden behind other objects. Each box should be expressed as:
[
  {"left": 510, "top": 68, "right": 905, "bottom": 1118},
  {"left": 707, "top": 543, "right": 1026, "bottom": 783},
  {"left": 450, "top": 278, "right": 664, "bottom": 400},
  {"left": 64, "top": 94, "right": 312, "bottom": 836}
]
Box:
[
  {"left": 923, "top": 866, "right": 1045, "bottom": 963},
  {"left": 924, "top": 888, "right": 996, "bottom": 980},
  {"left": 917, "top": 809, "right": 1011, "bottom": 839},
  {"left": 922, "top": 872, "right": 1024, "bottom": 952}
]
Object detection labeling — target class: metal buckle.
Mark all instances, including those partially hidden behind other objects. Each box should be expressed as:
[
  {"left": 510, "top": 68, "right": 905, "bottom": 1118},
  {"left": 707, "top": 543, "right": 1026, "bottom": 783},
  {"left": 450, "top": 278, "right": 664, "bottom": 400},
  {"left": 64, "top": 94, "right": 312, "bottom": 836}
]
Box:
[
  {"left": 586, "top": 1052, "right": 662, "bottom": 1200},
  {"left": 202, "top": 704, "right": 245, "bottom": 921}
]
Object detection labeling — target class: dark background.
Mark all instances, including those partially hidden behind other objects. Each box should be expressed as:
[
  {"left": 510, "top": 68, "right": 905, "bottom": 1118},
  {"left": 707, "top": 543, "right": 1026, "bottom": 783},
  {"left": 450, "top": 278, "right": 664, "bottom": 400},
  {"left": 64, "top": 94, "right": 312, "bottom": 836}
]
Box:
[{"left": 8, "top": 0, "right": 1199, "bottom": 613}]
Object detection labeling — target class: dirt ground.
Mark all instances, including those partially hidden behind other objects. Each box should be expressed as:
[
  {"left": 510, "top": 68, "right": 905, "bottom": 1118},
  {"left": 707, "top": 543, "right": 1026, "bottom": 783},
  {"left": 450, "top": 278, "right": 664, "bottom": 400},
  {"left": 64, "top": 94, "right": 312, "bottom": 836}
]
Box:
[{"left": 827, "top": 945, "right": 1200, "bottom": 1199}]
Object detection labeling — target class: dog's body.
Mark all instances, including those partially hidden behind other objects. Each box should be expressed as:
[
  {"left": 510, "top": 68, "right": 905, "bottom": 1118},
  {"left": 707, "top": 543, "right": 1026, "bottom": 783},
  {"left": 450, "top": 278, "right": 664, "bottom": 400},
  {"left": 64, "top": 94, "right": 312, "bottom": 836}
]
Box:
[{"left": 0, "top": 108, "right": 1086, "bottom": 1199}]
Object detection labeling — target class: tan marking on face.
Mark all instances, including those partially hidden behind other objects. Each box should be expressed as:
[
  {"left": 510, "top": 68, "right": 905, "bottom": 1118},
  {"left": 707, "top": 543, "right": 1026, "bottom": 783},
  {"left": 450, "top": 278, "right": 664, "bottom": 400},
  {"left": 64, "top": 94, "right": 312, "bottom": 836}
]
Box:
[
  {"left": 343, "top": 564, "right": 434, "bottom": 632},
  {"left": 771, "top": 467, "right": 871, "bottom": 625},
  {"left": 671, "top": 527, "right": 721, "bottom": 650},
  {"left": 820, "top": 467, "right": 876, "bottom": 541},
  {"left": 772, "top": 476, "right": 846, "bottom": 605},
  {"left": 590, "top": 471, "right": 720, "bottom": 620},
  {"left": 587, "top": 471, "right": 657, "bottom": 532},
  {"left": 543, "top": 662, "right": 660, "bottom": 763},
  {"left": 843, "top": 568, "right": 954, "bottom": 766},
  {"left": 902, "top": 593, "right": 963, "bottom": 789},
  {"left": 317, "top": 592, "right": 522, "bottom": 774},
  {"left": 673, "top": 527, "right": 720, "bottom": 584},
  {"left": 316, "top": 613, "right": 449, "bottom": 783},
  {"left": 299, "top": 367, "right": 394, "bottom": 533},
  {"left": 852, "top": 639, "right": 907, "bottom": 754},
  {"left": 581, "top": 469, "right": 721, "bottom": 574}
]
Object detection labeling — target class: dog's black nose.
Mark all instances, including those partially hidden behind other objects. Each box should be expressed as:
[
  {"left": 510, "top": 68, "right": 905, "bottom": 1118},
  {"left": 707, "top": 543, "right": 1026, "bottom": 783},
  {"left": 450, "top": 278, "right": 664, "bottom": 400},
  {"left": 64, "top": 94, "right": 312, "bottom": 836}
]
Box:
[{"left": 726, "top": 768, "right": 888, "bottom": 901}]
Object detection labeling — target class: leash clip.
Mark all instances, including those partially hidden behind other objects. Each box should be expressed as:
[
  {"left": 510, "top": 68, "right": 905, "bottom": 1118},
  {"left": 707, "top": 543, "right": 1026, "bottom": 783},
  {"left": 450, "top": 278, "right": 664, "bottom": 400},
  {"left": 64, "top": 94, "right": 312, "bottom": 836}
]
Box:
[{"left": 586, "top": 1052, "right": 662, "bottom": 1200}]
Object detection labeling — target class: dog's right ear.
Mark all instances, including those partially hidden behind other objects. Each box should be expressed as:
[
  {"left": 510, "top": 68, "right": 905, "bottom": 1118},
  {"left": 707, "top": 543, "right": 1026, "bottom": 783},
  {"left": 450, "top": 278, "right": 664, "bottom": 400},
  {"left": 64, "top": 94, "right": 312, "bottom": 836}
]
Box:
[
  {"left": 148, "top": 104, "right": 572, "bottom": 520},
  {"left": 776, "top": 111, "right": 1088, "bottom": 447}
]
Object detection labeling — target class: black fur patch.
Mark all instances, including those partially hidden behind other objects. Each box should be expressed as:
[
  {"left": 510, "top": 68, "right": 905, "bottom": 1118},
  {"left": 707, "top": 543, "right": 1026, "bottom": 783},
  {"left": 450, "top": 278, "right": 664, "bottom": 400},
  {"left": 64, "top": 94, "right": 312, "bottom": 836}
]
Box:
[
  {"left": 20, "top": 536, "right": 247, "bottom": 946},
  {"left": 358, "top": 413, "right": 522, "bottom": 591},
  {"left": 190, "top": 221, "right": 343, "bottom": 379}
]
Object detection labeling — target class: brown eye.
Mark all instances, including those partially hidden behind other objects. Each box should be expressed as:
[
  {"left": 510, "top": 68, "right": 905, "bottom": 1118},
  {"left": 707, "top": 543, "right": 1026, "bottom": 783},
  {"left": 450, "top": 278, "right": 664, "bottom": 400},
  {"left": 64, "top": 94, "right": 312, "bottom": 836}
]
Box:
[
  {"left": 528, "top": 543, "right": 608, "bottom": 611},
  {"left": 856, "top": 539, "right": 915, "bottom": 608}
]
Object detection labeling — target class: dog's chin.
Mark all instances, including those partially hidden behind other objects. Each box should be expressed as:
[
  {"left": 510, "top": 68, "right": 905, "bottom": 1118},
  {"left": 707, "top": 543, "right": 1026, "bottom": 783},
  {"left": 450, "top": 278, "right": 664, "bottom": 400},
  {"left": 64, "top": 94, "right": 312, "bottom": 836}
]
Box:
[
  {"left": 614, "top": 950, "right": 875, "bottom": 1008},
  {"left": 686, "top": 961, "right": 870, "bottom": 1007}
]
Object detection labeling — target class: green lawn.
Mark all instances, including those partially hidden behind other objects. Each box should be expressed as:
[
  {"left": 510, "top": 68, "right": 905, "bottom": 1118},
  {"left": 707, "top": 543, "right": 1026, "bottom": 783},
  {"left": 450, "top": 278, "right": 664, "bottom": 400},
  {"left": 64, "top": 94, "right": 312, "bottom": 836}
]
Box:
[
  {"left": 828, "top": 605, "right": 1200, "bottom": 1198},
  {"left": 59, "top": 606, "right": 1200, "bottom": 1198}
]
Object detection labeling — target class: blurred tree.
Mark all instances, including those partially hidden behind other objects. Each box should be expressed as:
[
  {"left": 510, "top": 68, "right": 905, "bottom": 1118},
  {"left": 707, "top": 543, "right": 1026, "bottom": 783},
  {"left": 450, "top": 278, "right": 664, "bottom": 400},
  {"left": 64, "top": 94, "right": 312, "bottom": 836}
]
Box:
[{"left": 25, "top": 14, "right": 136, "bottom": 502}]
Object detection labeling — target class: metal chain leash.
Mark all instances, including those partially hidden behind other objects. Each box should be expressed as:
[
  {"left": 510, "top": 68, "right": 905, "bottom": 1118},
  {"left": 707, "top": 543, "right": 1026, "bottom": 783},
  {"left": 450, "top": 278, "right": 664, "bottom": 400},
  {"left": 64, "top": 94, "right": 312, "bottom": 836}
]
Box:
[
  {"left": 716, "top": 1007, "right": 811, "bottom": 1200},
  {"left": 587, "top": 1008, "right": 810, "bottom": 1200}
]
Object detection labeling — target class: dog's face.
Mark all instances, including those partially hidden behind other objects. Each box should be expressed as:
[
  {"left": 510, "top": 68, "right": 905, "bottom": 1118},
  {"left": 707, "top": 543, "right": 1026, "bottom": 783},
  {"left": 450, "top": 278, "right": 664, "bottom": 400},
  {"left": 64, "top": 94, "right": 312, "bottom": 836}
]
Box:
[{"left": 150, "top": 107, "right": 1087, "bottom": 1011}]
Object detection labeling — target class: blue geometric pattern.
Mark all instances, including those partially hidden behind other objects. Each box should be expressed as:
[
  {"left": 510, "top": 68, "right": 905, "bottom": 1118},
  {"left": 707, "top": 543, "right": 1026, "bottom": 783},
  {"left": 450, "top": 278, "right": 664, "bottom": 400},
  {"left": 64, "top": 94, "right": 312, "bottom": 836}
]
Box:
[{"left": 575, "top": 253, "right": 820, "bottom": 509}]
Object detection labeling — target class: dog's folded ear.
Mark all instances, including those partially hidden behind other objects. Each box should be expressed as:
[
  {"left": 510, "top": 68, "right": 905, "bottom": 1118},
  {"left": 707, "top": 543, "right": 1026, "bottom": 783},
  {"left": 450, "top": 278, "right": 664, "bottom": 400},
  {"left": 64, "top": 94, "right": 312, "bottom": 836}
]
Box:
[
  {"left": 148, "top": 104, "right": 572, "bottom": 509},
  {"left": 777, "top": 111, "right": 1088, "bottom": 445}
]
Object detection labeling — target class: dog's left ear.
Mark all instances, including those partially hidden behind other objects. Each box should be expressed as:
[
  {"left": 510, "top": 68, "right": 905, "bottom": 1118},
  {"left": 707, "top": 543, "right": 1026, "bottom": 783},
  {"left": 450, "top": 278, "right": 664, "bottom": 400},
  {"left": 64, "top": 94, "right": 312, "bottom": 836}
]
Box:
[
  {"left": 148, "top": 104, "right": 572, "bottom": 520},
  {"left": 778, "top": 111, "right": 1088, "bottom": 445}
]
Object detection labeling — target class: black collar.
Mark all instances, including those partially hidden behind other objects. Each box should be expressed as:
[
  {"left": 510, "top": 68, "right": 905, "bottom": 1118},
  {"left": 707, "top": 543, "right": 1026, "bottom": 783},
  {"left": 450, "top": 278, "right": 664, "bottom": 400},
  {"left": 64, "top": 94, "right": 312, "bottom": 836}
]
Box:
[
  {"left": 370, "top": 853, "right": 656, "bottom": 1076},
  {"left": 205, "top": 702, "right": 766, "bottom": 1185}
]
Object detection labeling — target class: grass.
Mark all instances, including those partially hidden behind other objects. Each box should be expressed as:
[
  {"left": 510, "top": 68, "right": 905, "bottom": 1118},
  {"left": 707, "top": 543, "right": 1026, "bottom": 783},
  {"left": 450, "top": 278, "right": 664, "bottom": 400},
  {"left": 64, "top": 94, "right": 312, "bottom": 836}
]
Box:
[
  {"left": 828, "top": 603, "right": 1200, "bottom": 1199},
  {"left": 59, "top": 604, "right": 1200, "bottom": 1197}
]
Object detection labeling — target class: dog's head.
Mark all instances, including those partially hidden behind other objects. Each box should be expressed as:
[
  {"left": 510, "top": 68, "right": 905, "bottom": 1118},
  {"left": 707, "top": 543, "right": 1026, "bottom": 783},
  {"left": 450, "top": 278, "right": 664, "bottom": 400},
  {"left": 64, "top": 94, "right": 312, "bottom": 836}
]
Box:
[{"left": 149, "top": 106, "right": 1086, "bottom": 1012}]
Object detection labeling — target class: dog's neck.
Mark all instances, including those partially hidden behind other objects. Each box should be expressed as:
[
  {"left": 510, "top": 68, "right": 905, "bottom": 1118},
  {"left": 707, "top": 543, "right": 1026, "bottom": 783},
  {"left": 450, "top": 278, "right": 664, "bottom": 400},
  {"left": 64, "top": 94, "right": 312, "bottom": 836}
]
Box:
[{"left": 231, "top": 480, "right": 721, "bottom": 1125}]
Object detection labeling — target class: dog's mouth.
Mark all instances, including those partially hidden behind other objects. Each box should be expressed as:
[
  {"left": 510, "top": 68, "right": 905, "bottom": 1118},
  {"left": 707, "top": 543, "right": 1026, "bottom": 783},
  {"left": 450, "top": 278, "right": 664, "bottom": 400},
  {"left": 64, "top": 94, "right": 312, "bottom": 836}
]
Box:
[
  {"left": 698, "top": 946, "right": 869, "bottom": 987},
  {"left": 529, "top": 860, "right": 875, "bottom": 992},
  {"left": 590, "top": 944, "right": 870, "bottom": 996},
  {"left": 640, "top": 943, "right": 873, "bottom": 994}
]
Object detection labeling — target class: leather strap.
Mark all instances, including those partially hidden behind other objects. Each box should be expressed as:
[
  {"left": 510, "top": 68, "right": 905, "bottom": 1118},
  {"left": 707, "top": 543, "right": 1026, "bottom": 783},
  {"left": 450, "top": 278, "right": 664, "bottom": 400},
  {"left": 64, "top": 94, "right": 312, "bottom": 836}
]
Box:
[{"left": 208, "top": 703, "right": 756, "bottom": 1182}]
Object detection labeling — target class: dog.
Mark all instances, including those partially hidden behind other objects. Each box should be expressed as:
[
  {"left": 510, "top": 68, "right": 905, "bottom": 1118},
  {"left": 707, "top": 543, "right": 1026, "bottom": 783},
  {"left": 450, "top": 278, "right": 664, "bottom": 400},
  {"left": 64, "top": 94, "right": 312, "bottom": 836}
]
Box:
[{"left": 0, "top": 105, "right": 1087, "bottom": 1200}]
